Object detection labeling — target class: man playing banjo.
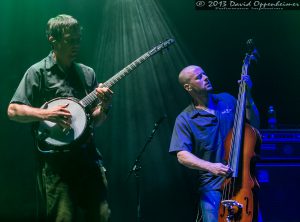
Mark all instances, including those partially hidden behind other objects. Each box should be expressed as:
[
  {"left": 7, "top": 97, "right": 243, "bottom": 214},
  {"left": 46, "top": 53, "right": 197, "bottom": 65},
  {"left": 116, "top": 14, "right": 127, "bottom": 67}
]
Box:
[{"left": 7, "top": 14, "right": 112, "bottom": 221}]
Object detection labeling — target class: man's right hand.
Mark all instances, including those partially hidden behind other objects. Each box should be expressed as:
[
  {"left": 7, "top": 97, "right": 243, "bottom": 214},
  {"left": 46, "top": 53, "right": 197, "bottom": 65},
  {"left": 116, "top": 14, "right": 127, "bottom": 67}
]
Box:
[
  {"left": 208, "top": 163, "right": 232, "bottom": 177},
  {"left": 44, "top": 104, "right": 72, "bottom": 128}
]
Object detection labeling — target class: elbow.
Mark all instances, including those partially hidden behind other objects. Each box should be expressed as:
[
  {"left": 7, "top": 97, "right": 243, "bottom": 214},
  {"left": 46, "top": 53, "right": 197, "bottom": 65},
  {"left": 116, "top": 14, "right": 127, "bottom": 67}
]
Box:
[
  {"left": 7, "top": 104, "right": 16, "bottom": 120},
  {"left": 93, "top": 114, "right": 107, "bottom": 128},
  {"left": 177, "top": 151, "right": 188, "bottom": 166},
  {"left": 7, "top": 104, "right": 20, "bottom": 121}
]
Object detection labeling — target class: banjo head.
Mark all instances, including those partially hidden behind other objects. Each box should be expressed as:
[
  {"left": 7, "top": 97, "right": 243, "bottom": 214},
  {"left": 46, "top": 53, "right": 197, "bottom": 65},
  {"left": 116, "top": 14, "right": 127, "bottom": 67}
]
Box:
[{"left": 37, "top": 98, "right": 88, "bottom": 149}]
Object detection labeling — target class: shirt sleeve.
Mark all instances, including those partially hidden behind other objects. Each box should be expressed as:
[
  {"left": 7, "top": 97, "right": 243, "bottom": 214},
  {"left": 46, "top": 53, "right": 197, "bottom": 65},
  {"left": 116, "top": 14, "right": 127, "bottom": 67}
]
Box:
[
  {"left": 169, "top": 115, "right": 193, "bottom": 154},
  {"left": 226, "top": 93, "right": 237, "bottom": 110},
  {"left": 10, "top": 66, "right": 41, "bottom": 107},
  {"left": 76, "top": 63, "right": 98, "bottom": 93},
  {"left": 91, "top": 69, "right": 98, "bottom": 90},
  {"left": 85, "top": 66, "right": 97, "bottom": 92}
]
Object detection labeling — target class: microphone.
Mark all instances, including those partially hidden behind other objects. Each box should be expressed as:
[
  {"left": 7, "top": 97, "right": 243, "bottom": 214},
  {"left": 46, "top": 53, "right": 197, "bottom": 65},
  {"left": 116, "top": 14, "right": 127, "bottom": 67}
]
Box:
[
  {"left": 154, "top": 114, "right": 167, "bottom": 128},
  {"left": 151, "top": 115, "right": 167, "bottom": 134}
]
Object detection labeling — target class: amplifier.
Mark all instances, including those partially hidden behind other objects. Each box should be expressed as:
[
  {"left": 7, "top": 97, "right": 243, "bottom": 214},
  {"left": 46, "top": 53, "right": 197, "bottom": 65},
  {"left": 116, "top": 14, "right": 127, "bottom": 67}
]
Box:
[
  {"left": 256, "top": 163, "right": 300, "bottom": 222},
  {"left": 259, "top": 129, "right": 300, "bottom": 161}
]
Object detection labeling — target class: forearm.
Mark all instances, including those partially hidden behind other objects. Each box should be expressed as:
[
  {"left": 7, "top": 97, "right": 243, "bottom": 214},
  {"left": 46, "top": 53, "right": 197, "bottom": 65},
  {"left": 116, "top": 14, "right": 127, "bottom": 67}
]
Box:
[
  {"left": 177, "top": 150, "right": 230, "bottom": 176},
  {"left": 91, "top": 105, "right": 109, "bottom": 127},
  {"left": 177, "top": 150, "right": 212, "bottom": 172},
  {"left": 7, "top": 103, "right": 46, "bottom": 123}
]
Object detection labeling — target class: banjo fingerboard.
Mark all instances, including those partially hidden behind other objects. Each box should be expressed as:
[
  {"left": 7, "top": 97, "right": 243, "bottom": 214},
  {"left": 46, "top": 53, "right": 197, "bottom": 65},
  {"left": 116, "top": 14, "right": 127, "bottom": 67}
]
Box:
[{"left": 80, "top": 38, "right": 175, "bottom": 108}]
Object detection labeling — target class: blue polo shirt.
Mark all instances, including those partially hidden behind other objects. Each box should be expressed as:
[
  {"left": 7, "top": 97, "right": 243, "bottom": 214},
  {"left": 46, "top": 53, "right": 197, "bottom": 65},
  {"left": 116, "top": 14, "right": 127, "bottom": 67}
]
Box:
[{"left": 169, "top": 93, "right": 236, "bottom": 191}]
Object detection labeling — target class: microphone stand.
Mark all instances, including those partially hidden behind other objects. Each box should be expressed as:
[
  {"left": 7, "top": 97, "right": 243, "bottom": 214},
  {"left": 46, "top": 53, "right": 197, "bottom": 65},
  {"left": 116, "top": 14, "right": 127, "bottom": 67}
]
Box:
[{"left": 127, "top": 115, "right": 166, "bottom": 222}]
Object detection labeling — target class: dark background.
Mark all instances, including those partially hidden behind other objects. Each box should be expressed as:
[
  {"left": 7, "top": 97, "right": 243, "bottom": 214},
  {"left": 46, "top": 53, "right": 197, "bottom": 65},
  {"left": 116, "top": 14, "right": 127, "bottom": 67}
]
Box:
[{"left": 1, "top": 0, "right": 299, "bottom": 221}]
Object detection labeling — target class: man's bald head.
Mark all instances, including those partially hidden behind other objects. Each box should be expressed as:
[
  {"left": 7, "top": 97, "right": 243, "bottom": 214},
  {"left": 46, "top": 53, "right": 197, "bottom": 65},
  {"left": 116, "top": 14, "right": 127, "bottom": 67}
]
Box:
[
  {"left": 178, "top": 65, "right": 202, "bottom": 86},
  {"left": 178, "top": 65, "right": 213, "bottom": 94}
]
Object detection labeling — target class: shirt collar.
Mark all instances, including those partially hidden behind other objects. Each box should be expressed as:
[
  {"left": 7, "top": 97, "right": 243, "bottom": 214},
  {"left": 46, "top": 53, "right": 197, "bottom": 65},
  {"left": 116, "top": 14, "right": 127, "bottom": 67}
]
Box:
[
  {"left": 44, "top": 51, "right": 56, "bottom": 70},
  {"left": 44, "top": 51, "right": 76, "bottom": 71},
  {"left": 187, "top": 94, "right": 220, "bottom": 118},
  {"left": 188, "top": 104, "right": 206, "bottom": 118}
]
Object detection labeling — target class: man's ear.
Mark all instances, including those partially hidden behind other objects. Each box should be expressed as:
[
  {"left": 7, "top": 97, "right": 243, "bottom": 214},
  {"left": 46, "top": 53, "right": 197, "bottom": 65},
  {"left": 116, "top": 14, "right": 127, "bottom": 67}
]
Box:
[
  {"left": 184, "top": 84, "right": 192, "bottom": 92},
  {"left": 48, "top": 36, "right": 56, "bottom": 44}
]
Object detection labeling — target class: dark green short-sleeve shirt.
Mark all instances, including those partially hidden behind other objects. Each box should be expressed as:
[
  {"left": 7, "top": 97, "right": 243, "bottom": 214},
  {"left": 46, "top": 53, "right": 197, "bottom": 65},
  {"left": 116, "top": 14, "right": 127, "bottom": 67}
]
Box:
[
  {"left": 10, "top": 52, "right": 98, "bottom": 108},
  {"left": 10, "top": 52, "right": 101, "bottom": 158}
]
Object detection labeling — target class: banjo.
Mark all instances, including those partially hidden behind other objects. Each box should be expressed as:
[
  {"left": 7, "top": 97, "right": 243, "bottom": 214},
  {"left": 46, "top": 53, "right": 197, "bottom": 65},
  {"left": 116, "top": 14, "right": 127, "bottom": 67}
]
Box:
[{"left": 36, "top": 38, "right": 175, "bottom": 153}]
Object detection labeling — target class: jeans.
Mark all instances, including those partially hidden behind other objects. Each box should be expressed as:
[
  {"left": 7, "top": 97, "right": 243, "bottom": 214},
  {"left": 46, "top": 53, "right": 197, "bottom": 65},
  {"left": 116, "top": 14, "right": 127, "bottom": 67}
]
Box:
[{"left": 199, "top": 190, "right": 221, "bottom": 222}]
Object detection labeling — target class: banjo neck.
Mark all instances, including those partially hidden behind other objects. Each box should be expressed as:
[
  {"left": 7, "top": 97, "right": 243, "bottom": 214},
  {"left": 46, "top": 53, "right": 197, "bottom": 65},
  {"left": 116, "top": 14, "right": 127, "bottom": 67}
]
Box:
[{"left": 79, "top": 38, "right": 175, "bottom": 109}]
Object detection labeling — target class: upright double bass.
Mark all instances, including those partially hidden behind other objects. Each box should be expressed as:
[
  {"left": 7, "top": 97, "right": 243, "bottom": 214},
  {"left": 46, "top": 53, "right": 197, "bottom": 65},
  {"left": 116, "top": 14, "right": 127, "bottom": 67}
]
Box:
[{"left": 218, "top": 40, "right": 261, "bottom": 222}]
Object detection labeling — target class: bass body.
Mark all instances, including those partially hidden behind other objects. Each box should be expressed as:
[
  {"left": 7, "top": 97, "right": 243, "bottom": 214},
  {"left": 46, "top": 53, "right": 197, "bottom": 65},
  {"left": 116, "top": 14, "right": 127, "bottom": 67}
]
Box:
[{"left": 218, "top": 124, "right": 261, "bottom": 222}]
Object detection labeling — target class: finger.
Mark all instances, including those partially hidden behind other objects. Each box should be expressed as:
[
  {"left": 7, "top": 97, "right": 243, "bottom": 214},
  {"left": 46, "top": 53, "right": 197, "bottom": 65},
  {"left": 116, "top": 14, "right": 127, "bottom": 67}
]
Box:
[
  {"left": 225, "top": 164, "right": 231, "bottom": 169},
  {"left": 58, "top": 119, "right": 71, "bottom": 128},
  {"left": 97, "top": 86, "right": 113, "bottom": 94},
  {"left": 219, "top": 171, "right": 228, "bottom": 177},
  {"left": 57, "top": 104, "right": 71, "bottom": 114},
  {"left": 105, "top": 88, "right": 114, "bottom": 95},
  {"left": 104, "top": 87, "right": 113, "bottom": 96},
  {"left": 222, "top": 165, "right": 230, "bottom": 172},
  {"left": 242, "top": 75, "right": 251, "bottom": 82},
  {"left": 224, "top": 168, "right": 233, "bottom": 177},
  {"left": 60, "top": 114, "right": 72, "bottom": 121},
  {"left": 96, "top": 87, "right": 105, "bottom": 96},
  {"left": 61, "top": 103, "right": 69, "bottom": 108},
  {"left": 60, "top": 110, "right": 72, "bottom": 116},
  {"left": 65, "top": 117, "right": 72, "bottom": 124},
  {"left": 96, "top": 92, "right": 105, "bottom": 101},
  {"left": 97, "top": 89, "right": 113, "bottom": 102}
]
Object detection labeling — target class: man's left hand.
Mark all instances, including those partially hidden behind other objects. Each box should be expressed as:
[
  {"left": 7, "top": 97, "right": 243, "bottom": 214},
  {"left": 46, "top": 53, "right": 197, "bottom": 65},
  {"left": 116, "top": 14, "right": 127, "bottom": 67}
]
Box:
[
  {"left": 96, "top": 83, "right": 113, "bottom": 107},
  {"left": 239, "top": 74, "right": 253, "bottom": 91}
]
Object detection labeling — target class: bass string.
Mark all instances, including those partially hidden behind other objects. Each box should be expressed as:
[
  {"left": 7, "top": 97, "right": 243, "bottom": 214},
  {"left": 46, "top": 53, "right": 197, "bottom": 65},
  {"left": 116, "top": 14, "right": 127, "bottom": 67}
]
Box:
[
  {"left": 222, "top": 177, "right": 236, "bottom": 201},
  {"left": 228, "top": 81, "right": 247, "bottom": 170},
  {"left": 228, "top": 80, "right": 244, "bottom": 165},
  {"left": 222, "top": 81, "right": 247, "bottom": 201}
]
